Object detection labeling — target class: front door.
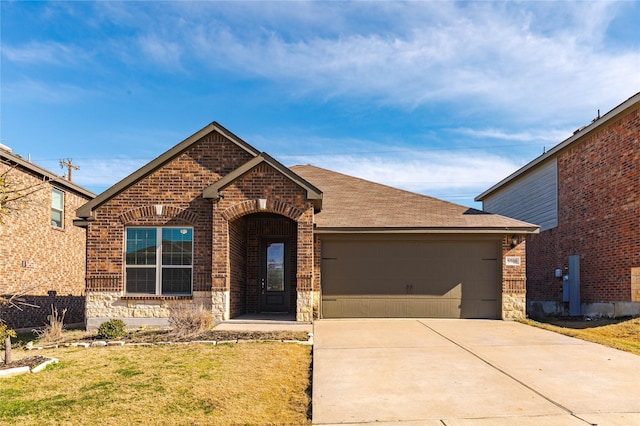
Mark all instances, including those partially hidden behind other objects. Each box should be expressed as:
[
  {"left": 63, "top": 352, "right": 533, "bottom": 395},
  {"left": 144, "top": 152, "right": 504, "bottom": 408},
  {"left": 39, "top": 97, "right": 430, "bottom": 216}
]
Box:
[{"left": 260, "top": 239, "right": 291, "bottom": 313}]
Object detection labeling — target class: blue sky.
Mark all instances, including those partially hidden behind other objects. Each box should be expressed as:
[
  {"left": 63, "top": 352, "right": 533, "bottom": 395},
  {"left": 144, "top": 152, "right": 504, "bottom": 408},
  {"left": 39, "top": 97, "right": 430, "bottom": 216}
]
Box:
[{"left": 2, "top": 1, "right": 639, "bottom": 208}]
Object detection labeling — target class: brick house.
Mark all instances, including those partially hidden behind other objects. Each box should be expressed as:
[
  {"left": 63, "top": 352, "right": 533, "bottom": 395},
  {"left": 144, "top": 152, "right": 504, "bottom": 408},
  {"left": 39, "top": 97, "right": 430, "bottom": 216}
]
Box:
[
  {"left": 75, "top": 123, "right": 538, "bottom": 328},
  {"left": 476, "top": 92, "right": 640, "bottom": 317},
  {"left": 1, "top": 146, "right": 95, "bottom": 329}
]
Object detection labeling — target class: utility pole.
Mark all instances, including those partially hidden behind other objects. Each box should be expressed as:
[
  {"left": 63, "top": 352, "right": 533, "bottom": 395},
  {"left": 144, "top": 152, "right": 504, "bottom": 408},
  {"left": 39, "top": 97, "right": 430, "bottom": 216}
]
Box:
[{"left": 59, "top": 158, "right": 80, "bottom": 181}]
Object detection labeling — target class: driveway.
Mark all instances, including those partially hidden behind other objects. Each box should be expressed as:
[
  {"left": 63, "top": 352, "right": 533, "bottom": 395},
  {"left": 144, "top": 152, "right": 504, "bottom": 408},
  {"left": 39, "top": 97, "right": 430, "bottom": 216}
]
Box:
[{"left": 312, "top": 319, "right": 640, "bottom": 425}]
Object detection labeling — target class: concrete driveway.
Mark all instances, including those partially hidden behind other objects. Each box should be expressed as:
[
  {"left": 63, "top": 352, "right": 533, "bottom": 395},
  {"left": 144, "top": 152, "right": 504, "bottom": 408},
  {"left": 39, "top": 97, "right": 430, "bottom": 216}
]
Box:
[{"left": 312, "top": 319, "right": 640, "bottom": 425}]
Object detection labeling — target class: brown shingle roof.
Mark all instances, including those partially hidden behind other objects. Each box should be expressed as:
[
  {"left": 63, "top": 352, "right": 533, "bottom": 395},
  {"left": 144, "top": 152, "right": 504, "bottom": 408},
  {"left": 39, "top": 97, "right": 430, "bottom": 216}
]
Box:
[{"left": 290, "top": 165, "right": 538, "bottom": 233}]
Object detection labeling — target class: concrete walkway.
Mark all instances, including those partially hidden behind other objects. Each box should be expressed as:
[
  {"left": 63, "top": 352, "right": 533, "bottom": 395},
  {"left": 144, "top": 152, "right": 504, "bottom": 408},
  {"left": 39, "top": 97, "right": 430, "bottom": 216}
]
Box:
[
  {"left": 214, "top": 314, "right": 313, "bottom": 333},
  {"left": 312, "top": 319, "right": 640, "bottom": 425}
]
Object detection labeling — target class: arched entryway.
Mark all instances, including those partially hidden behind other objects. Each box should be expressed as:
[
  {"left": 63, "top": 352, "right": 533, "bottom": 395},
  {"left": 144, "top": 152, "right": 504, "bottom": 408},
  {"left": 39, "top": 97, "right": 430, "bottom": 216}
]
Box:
[{"left": 228, "top": 213, "right": 298, "bottom": 318}]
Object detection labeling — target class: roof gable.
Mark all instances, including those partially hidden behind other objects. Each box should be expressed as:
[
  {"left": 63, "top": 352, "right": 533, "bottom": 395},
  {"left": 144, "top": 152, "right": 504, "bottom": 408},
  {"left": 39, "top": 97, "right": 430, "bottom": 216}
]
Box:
[
  {"left": 203, "top": 153, "right": 322, "bottom": 210},
  {"left": 76, "top": 122, "right": 260, "bottom": 219},
  {"left": 291, "top": 165, "right": 538, "bottom": 233}
]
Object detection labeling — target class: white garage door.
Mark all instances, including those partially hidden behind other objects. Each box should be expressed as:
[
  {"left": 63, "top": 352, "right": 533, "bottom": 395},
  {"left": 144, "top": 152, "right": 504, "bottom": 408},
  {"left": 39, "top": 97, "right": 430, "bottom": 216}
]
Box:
[{"left": 321, "top": 237, "right": 501, "bottom": 318}]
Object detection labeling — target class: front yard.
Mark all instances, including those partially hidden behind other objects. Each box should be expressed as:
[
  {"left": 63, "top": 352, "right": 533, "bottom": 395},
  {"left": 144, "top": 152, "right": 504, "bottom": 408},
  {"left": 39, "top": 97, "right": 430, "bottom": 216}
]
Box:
[
  {"left": 522, "top": 316, "right": 640, "bottom": 355},
  {"left": 2, "top": 316, "right": 638, "bottom": 425},
  {"left": 1, "top": 341, "right": 312, "bottom": 425}
]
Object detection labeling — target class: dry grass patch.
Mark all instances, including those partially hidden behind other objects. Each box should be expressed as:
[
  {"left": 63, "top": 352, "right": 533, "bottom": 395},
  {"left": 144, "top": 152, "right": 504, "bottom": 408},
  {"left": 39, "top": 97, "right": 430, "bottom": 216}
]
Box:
[
  {"left": 31, "top": 305, "right": 67, "bottom": 344},
  {"left": 522, "top": 316, "right": 640, "bottom": 355},
  {"left": 0, "top": 342, "right": 312, "bottom": 425}
]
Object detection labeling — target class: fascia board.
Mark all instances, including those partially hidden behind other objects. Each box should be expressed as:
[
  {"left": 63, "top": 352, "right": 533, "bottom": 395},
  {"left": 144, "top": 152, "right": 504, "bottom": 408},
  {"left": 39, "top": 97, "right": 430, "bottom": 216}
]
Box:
[
  {"left": 1, "top": 151, "right": 95, "bottom": 199},
  {"left": 313, "top": 227, "right": 540, "bottom": 234}
]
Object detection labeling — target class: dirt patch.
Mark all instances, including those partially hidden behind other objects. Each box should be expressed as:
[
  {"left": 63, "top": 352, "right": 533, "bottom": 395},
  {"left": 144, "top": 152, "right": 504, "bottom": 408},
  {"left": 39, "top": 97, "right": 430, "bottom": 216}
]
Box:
[{"left": 537, "top": 316, "right": 633, "bottom": 330}]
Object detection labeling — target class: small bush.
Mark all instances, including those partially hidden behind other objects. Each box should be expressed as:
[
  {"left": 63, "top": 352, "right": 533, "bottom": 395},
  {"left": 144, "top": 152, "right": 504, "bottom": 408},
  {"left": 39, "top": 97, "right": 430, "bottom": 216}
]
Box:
[
  {"left": 168, "top": 304, "right": 213, "bottom": 340},
  {"left": 0, "top": 322, "right": 16, "bottom": 347},
  {"left": 33, "top": 305, "right": 67, "bottom": 343},
  {"left": 97, "top": 319, "right": 126, "bottom": 340}
]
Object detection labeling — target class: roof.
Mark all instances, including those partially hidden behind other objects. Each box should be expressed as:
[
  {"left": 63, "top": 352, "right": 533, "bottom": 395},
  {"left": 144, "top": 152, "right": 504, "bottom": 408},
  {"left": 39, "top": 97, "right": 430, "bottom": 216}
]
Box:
[
  {"left": 76, "top": 122, "right": 261, "bottom": 219},
  {"left": 290, "top": 165, "right": 538, "bottom": 234},
  {"left": 0, "top": 148, "right": 95, "bottom": 199},
  {"left": 203, "top": 152, "right": 322, "bottom": 210},
  {"left": 476, "top": 91, "right": 640, "bottom": 201}
]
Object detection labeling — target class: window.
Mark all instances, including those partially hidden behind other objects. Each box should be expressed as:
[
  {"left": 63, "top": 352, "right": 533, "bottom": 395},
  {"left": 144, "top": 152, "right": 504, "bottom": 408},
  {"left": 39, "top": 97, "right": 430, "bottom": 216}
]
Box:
[
  {"left": 125, "top": 227, "right": 193, "bottom": 295},
  {"left": 51, "top": 188, "right": 64, "bottom": 227}
]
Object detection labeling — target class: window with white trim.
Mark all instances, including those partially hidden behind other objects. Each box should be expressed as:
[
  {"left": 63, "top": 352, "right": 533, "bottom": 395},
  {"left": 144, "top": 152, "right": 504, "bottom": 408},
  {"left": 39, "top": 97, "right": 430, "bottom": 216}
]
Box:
[
  {"left": 125, "top": 227, "right": 193, "bottom": 295},
  {"left": 51, "top": 188, "right": 64, "bottom": 228}
]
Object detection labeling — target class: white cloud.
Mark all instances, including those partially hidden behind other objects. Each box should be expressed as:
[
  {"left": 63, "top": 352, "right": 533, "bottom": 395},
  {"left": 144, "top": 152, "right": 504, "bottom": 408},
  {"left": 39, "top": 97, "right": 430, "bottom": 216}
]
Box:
[
  {"left": 77, "top": 1, "right": 631, "bottom": 129},
  {"left": 42, "top": 157, "right": 149, "bottom": 193},
  {"left": 136, "top": 35, "right": 185, "bottom": 72},
  {"left": 453, "top": 128, "right": 573, "bottom": 144},
  {"left": 280, "top": 147, "right": 523, "bottom": 206},
  {"left": 3, "top": 78, "right": 101, "bottom": 104},
  {"left": 1, "top": 41, "right": 82, "bottom": 65},
  {"left": 15, "top": 1, "right": 637, "bottom": 124}
]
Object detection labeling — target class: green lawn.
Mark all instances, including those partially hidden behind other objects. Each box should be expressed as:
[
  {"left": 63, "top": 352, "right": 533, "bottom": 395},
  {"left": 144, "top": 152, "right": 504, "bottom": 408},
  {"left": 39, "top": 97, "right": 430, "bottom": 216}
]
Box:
[{"left": 1, "top": 342, "right": 312, "bottom": 425}]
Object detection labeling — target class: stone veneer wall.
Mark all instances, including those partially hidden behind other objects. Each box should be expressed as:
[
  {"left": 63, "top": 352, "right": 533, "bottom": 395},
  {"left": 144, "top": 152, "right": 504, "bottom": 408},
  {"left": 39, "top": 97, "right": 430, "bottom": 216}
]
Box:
[
  {"left": 85, "top": 291, "right": 213, "bottom": 329},
  {"left": 501, "top": 235, "right": 527, "bottom": 320}
]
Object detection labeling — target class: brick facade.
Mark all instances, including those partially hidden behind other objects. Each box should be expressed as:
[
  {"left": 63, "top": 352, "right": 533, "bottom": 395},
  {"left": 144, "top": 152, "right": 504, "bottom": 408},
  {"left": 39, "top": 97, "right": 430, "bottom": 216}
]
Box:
[
  {"left": 1, "top": 153, "right": 93, "bottom": 330},
  {"left": 83, "top": 130, "right": 318, "bottom": 327},
  {"left": 81, "top": 123, "right": 532, "bottom": 325},
  {"left": 527, "top": 105, "right": 640, "bottom": 316}
]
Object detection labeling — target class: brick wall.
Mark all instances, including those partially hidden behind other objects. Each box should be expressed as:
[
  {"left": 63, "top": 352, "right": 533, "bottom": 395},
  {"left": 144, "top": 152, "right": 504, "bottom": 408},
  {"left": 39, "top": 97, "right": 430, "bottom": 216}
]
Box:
[
  {"left": 85, "top": 130, "right": 317, "bottom": 323},
  {"left": 86, "top": 132, "right": 254, "bottom": 290},
  {"left": 0, "top": 161, "right": 91, "bottom": 329},
  {"left": 527, "top": 106, "right": 640, "bottom": 313},
  {"left": 229, "top": 216, "right": 247, "bottom": 317},
  {"left": 214, "top": 162, "right": 315, "bottom": 320}
]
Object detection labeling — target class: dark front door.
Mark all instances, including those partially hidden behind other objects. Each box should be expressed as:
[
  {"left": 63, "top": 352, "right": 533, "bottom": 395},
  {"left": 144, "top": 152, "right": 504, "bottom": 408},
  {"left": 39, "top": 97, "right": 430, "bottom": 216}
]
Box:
[{"left": 260, "top": 239, "right": 291, "bottom": 313}]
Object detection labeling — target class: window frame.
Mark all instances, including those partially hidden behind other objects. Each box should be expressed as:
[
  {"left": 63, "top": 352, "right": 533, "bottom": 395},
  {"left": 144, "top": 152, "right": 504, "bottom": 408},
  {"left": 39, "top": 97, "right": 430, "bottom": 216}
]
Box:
[
  {"left": 124, "top": 226, "right": 194, "bottom": 296},
  {"left": 51, "top": 188, "right": 65, "bottom": 228}
]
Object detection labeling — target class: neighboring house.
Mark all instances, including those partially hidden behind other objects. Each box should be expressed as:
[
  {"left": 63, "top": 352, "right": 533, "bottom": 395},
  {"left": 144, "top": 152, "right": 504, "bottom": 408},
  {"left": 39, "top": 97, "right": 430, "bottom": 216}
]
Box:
[
  {"left": 75, "top": 123, "right": 538, "bottom": 328},
  {"left": 476, "top": 92, "right": 640, "bottom": 318},
  {"left": 0, "top": 146, "right": 95, "bottom": 330}
]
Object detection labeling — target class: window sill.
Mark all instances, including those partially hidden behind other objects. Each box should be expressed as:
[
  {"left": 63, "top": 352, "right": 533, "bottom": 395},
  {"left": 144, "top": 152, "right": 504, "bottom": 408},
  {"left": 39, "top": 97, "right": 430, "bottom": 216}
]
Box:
[{"left": 121, "top": 295, "right": 193, "bottom": 301}]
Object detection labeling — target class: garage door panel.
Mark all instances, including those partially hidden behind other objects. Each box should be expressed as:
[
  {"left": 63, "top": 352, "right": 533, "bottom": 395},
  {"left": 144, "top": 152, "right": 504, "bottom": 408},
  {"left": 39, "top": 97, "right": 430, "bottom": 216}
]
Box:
[
  {"left": 321, "top": 239, "right": 500, "bottom": 319},
  {"left": 321, "top": 296, "right": 463, "bottom": 318}
]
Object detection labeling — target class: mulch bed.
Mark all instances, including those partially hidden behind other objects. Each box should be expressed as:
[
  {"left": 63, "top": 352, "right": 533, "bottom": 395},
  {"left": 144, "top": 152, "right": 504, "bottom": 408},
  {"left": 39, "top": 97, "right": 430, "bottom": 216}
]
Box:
[
  {"left": 1, "top": 329, "right": 311, "bottom": 371},
  {"left": 1, "top": 355, "right": 50, "bottom": 371}
]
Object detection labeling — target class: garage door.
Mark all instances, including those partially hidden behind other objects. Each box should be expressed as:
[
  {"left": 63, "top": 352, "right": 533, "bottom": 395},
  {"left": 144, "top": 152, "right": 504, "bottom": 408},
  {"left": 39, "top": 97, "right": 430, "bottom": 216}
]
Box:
[{"left": 321, "top": 237, "right": 501, "bottom": 319}]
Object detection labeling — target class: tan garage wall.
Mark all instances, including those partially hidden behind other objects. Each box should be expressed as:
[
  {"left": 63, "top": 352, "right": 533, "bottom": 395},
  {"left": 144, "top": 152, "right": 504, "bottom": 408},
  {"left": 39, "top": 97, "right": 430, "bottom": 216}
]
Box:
[{"left": 320, "top": 236, "right": 501, "bottom": 318}]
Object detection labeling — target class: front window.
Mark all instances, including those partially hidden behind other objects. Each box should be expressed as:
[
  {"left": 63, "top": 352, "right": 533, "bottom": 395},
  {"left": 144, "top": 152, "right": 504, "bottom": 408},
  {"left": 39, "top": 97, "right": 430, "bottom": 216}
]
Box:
[
  {"left": 51, "top": 188, "right": 64, "bottom": 228},
  {"left": 125, "top": 227, "right": 193, "bottom": 295}
]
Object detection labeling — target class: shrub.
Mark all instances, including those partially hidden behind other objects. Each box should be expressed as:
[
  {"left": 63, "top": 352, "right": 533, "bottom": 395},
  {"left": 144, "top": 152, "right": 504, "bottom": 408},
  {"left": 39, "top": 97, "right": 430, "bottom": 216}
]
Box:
[
  {"left": 33, "top": 305, "right": 67, "bottom": 343},
  {"left": 168, "top": 304, "right": 213, "bottom": 340},
  {"left": 97, "top": 319, "right": 126, "bottom": 340},
  {"left": 1, "top": 321, "right": 17, "bottom": 364},
  {"left": 0, "top": 322, "right": 16, "bottom": 348}
]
